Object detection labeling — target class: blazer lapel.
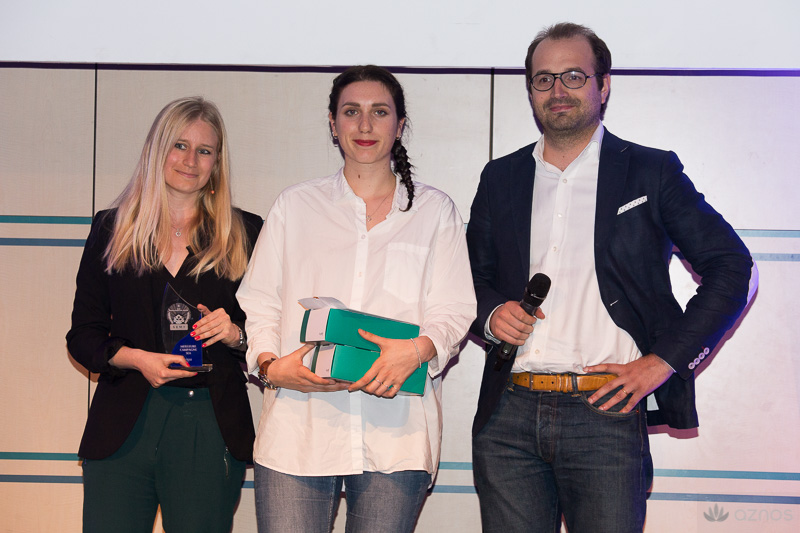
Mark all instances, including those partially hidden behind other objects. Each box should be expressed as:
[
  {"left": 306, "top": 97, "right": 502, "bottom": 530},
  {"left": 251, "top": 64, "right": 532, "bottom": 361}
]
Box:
[
  {"left": 595, "top": 131, "right": 630, "bottom": 256},
  {"left": 512, "top": 146, "right": 536, "bottom": 270}
]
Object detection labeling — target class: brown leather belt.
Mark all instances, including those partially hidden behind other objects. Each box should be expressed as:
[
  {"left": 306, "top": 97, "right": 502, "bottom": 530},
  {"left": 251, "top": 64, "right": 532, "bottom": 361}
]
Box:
[{"left": 511, "top": 372, "right": 616, "bottom": 393}]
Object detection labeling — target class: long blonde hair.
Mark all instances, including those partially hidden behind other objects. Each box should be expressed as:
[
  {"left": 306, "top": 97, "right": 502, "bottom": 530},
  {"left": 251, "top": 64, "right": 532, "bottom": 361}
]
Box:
[{"left": 104, "top": 97, "right": 250, "bottom": 281}]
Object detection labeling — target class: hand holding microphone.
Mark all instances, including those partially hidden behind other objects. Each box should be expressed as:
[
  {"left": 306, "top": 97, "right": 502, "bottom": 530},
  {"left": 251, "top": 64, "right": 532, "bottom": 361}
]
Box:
[{"left": 493, "top": 273, "right": 551, "bottom": 370}]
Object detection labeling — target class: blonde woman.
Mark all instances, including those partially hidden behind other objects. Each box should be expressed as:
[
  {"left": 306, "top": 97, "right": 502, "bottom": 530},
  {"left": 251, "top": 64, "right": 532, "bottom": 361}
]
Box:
[{"left": 67, "top": 97, "right": 261, "bottom": 532}]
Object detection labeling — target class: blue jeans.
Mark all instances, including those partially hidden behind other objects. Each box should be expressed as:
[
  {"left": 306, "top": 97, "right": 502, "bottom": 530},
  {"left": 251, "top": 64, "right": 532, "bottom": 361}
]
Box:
[
  {"left": 473, "top": 382, "right": 653, "bottom": 533},
  {"left": 254, "top": 463, "right": 431, "bottom": 533}
]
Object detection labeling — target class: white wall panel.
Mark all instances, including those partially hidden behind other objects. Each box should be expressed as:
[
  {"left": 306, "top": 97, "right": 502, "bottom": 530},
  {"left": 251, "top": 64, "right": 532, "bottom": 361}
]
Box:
[
  {"left": 0, "top": 246, "right": 88, "bottom": 453},
  {"left": 605, "top": 75, "right": 800, "bottom": 230},
  {"left": 0, "top": 68, "right": 95, "bottom": 216},
  {"left": 394, "top": 72, "right": 491, "bottom": 217}
]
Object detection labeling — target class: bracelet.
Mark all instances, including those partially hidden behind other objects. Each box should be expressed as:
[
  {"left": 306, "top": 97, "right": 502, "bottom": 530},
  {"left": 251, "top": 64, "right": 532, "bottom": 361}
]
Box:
[
  {"left": 235, "top": 325, "right": 245, "bottom": 348},
  {"left": 258, "top": 358, "right": 279, "bottom": 390},
  {"left": 410, "top": 338, "right": 422, "bottom": 369}
]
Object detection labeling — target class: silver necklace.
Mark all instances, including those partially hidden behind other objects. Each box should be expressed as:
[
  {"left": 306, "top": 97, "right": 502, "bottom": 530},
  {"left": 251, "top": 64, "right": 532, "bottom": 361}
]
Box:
[
  {"left": 366, "top": 190, "right": 393, "bottom": 223},
  {"left": 170, "top": 212, "right": 194, "bottom": 237}
]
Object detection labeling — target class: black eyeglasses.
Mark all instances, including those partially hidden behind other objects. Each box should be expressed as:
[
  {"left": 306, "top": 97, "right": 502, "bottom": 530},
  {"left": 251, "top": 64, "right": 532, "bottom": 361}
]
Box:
[{"left": 530, "top": 71, "right": 597, "bottom": 91}]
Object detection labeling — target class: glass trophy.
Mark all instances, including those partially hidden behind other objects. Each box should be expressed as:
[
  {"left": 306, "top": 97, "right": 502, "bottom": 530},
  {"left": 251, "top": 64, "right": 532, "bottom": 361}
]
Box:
[{"left": 161, "top": 283, "right": 212, "bottom": 372}]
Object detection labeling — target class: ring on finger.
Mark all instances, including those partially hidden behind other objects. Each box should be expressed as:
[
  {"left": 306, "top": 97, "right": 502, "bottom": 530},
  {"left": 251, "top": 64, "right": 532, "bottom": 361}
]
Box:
[
  {"left": 386, "top": 384, "right": 394, "bottom": 390},
  {"left": 375, "top": 379, "right": 383, "bottom": 385},
  {"left": 621, "top": 388, "right": 628, "bottom": 396}
]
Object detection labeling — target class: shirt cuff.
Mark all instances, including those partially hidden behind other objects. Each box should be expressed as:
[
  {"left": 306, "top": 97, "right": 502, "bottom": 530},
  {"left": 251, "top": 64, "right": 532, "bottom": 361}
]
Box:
[{"left": 484, "top": 305, "right": 503, "bottom": 345}]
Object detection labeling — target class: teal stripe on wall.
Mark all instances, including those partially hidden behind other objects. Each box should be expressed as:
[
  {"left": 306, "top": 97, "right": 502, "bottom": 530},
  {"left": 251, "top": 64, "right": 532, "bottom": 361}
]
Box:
[
  {"left": 0, "top": 475, "right": 83, "bottom": 484},
  {"left": 437, "top": 462, "right": 800, "bottom": 481},
  {"left": 0, "top": 452, "right": 79, "bottom": 461},
  {"left": 3, "top": 219, "right": 800, "bottom": 259},
  {"left": 646, "top": 493, "right": 800, "bottom": 505},
  {"left": 4, "top": 455, "right": 796, "bottom": 483},
  {"left": 0, "top": 238, "right": 87, "bottom": 247},
  {"left": 751, "top": 253, "right": 800, "bottom": 261},
  {"left": 0, "top": 215, "right": 92, "bottom": 224},
  {"left": 1, "top": 218, "right": 798, "bottom": 237},
  {"left": 654, "top": 469, "right": 800, "bottom": 481},
  {"left": 2, "top": 244, "right": 800, "bottom": 261},
  {"left": 2, "top": 475, "right": 798, "bottom": 504},
  {"left": 439, "top": 462, "right": 472, "bottom": 470},
  {"left": 737, "top": 229, "right": 800, "bottom": 238}
]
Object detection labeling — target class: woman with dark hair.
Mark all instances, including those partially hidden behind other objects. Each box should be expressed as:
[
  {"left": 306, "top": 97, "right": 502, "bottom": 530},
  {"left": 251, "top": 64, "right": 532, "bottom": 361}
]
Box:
[
  {"left": 237, "top": 65, "right": 476, "bottom": 532},
  {"left": 67, "top": 97, "right": 262, "bottom": 532}
]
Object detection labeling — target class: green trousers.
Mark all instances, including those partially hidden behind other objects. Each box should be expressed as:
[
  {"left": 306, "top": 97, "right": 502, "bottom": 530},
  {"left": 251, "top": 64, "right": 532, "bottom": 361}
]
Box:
[{"left": 82, "top": 387, "right": 246, "bottom": 533}]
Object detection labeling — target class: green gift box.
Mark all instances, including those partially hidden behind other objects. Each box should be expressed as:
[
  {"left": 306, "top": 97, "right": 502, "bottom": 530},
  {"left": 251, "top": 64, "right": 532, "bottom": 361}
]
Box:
[
  {"left": 300, "top": 307, "right": 420, "bottom": 352},
  {"left": 310, "top": 343, "right": 427, "bottom": 396}
]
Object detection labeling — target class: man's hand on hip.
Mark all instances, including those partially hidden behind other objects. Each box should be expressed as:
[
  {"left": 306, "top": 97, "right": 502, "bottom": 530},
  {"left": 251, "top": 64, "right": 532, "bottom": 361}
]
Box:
[{"left": 584, "top": 354, "right": 675, "bottom": 413}]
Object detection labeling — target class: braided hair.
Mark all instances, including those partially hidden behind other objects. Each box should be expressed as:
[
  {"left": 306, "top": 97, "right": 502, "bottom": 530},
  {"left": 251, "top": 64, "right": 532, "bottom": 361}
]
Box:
[{"left": 329, "top": 65, "right": 415, "bottom": 211}]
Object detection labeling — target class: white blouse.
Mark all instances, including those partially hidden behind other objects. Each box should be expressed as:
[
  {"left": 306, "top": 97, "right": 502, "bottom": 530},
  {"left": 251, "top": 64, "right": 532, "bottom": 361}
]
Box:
[{"left": 237, "top": 169, "right": 476, "bottom": 478}]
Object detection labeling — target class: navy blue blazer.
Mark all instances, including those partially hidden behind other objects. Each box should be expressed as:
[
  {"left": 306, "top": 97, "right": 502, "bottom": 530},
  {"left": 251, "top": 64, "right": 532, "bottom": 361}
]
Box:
[{"left": 467, "top": 131, "right": 752, "bottom": 434}]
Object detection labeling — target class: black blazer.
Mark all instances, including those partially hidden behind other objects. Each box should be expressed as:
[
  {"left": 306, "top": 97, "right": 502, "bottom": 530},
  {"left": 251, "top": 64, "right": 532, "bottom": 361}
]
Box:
[
  {"left": 66, "top": 209, "right": 263, "bottom": 461},
  {"left": 467, "top": 131, "right": 752, "bottom": 435}
]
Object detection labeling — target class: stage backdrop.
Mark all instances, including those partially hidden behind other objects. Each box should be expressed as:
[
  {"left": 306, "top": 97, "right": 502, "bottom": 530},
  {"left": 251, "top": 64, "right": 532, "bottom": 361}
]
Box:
[{"left": 1, "top": 2, "right": 798, "bottom": 532}]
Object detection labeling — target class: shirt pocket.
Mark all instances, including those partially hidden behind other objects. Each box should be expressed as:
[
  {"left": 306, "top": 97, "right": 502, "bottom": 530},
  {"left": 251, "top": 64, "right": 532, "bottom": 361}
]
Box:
[{"left": 383, "top": 242, "right": 430, "bottom": 304}]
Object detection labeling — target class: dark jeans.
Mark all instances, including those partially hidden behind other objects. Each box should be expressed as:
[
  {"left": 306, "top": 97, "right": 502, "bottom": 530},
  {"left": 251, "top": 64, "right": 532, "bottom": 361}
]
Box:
[
  {"left": 82, "top": 387, "right": 246, "bottom": 533},
  {"left": 254, "top": 463, "right": 431, "bottom": 533},
  {"left": 473, "top": 383, "right": 653, "bottom": 533}
]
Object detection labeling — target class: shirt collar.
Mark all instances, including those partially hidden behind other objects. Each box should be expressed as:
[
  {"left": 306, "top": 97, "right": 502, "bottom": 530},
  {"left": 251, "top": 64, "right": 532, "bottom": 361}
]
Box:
[
  {"left": 333, "top": 167, "right": 417, "bottom": 213},
  {"left": 531, "top": 122, "right": 605, "bottom": 169},
  {"left": 332, "top": 168, "right": 353, "bottom": 204}
]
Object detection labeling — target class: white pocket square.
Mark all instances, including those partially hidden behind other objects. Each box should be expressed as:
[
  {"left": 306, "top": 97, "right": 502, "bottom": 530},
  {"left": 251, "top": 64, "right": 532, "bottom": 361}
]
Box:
[{"left": 617, "top": 196, "right": 647, "bottom": 215}]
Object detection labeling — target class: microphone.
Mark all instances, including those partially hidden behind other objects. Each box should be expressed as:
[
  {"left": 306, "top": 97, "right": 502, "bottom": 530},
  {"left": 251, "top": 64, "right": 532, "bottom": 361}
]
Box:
[{"left": 494, "top": 273, "right": 551, "bottom": 370}]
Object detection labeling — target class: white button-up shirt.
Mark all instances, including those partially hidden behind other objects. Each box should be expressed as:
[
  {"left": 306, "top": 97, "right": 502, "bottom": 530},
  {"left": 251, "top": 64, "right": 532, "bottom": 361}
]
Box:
[
  {"left": 513, "top": 124, "right": 641, "bottom": 373},
  {"left": 237, "top": 169, "right": 475, "bottom": 478}
]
